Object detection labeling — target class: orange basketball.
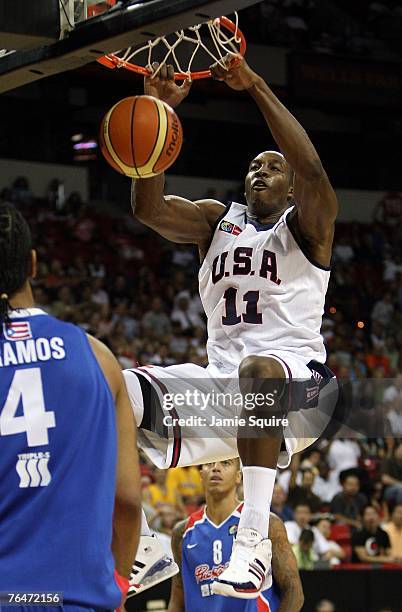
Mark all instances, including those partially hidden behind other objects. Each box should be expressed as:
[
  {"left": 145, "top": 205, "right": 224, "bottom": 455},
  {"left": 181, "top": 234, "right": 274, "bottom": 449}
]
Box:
[{"left": 99, "top": 95, "right": 183, "bottom": 178}]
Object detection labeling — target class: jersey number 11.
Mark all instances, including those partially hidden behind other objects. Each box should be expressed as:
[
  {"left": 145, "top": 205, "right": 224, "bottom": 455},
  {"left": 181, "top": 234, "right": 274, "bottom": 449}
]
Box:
[{"left": 222, "top": 288, "right": 262, "bottom": 326}]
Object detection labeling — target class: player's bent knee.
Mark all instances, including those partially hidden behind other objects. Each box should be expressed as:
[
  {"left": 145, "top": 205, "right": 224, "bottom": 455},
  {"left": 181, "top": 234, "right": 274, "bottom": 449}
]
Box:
[{"left": 239, "top": 355, "right": 285, "bottom": 381}]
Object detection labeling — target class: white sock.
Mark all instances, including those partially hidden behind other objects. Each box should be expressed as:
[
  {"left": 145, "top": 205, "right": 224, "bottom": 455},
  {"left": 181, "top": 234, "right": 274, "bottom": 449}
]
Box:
[
  {"left": 141, "top": 508, "right": 152, "bottom": 537},
  {"left": 238, "top": 466, "right": 276, "bottom": 539}
]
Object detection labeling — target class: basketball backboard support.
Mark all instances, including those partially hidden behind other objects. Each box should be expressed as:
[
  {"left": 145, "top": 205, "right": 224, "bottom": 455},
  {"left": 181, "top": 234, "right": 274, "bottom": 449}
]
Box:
[{"left": 0, "top": 0, "right": 261, "bottom": 94}]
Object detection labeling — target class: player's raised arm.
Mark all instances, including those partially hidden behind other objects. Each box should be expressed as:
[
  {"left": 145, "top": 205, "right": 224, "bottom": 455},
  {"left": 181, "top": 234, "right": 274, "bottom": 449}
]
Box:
[
  {"left": 210, "top": 53, "right": 338, "bottom": 268},
  {"left": 88, "top": 336, "right": 141, "bottom": 580},
  {"left": 270, "top": 515, "right": 304, "bottom": 612},
  {"left": 132, "top": 63, "right": 225, "bottom": 254},
  {"left": 167, "top": 519, "right": 186, "bottom": 612}
]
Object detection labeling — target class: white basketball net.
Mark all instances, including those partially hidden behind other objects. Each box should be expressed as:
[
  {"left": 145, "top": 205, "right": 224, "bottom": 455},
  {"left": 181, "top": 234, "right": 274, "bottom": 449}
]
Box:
[{"left": 110, "top": 12, "right": 242, "bottom": 77}]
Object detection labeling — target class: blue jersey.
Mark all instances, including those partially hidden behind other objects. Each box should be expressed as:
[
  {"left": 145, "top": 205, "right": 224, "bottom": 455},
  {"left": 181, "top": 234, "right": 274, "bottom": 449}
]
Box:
[
  {"left": 182, "top": 504, "right": 281, "bottom": 612},
  {"left": 0, "top": 309, "right": 121, "bottom": 609}
]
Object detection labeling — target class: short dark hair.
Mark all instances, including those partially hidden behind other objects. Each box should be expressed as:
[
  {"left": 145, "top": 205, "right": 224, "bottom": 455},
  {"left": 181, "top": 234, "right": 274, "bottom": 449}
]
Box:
[
  {"left": 294, "top": 503, "right": 311, "bottom": 512},
  {"left": 0, "top": 203, "right": 32, "bottom": 323},
  {"left": 299, "top": 528, "right": 314, "bottom": 545},
  {"left": 340, "top": 472, "right": 359, "bottom": 485}
]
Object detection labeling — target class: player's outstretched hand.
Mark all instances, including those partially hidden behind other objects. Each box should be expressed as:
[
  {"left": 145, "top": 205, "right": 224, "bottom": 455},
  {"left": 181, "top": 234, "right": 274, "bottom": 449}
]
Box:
[
  {"left": 210, "top": 52, "right": 259, "bottom": 91},
  {"left": 144, "top": 63, "right": 192, "bottom": 108}
]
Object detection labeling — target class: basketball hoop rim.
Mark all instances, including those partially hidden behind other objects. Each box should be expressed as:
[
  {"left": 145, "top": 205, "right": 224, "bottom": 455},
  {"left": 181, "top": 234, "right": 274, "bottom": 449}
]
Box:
[{"left": 97, "top": 16, "right": 247, "bottom": 80}]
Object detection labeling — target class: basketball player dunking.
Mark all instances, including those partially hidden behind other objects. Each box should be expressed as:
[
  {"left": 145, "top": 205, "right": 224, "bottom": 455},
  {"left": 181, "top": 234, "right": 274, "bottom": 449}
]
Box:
[{"left": 126, "top": 53, "right": 339, "bottom": 599}]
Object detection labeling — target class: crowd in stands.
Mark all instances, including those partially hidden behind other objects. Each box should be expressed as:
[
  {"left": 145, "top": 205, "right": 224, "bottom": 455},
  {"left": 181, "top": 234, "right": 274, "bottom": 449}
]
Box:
[
  {"left": 140, "top": 442, "right": 402, "bottom": 571},
  {"left": 242, "top": 0, "right": 401, "bottom": 58},
  {"left": 3, "top": 176, "right": 402, "bottom": 572}
]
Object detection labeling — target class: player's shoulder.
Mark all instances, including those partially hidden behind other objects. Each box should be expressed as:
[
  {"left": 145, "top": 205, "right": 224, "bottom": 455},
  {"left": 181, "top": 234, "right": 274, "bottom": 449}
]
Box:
[
  {"left": 269, "top": 512, "right": 289, "bottom": 543},
  {"left": 194, "top": 198, "right": 225, "bottom": 211},
  {"left": 269, "top": 511, "right": 283, "bottom": 523},
  {"left": 87, "top": 334, "right": 116, "bottom": 364},
  {"left": 26, "top": 309, "right": 76, "bottom": 330},
  {"left": 183, "top": 506, "right": 206, "bottom": 535},
  {"left": 86, "top": 334, "right": 122, "bottom": 397},
  {"left": 33, "top": 313, "right": 90, "bottom": 344},
  {"left": 193, "top": 199, "right": 227, "bottom": 228},
  {"left": 172, "top": 517, "right": 191, "bottom": 544}
]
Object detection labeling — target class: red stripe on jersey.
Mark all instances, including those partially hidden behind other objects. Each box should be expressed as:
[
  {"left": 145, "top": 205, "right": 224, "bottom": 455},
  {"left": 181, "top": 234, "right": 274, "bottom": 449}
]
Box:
[
  {"left": 184, "top": 506, "right": 205, "bottom": 533},
  {"left": 257, "top": 593, "right": 271, "bottom": 611}
]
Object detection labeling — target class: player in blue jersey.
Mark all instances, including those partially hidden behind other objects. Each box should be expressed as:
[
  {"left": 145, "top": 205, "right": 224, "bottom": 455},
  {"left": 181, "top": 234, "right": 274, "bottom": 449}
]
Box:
[
  {"left": 0, "top": 202, "right": 141, "bottom": 611},
  {"left": 167, "top": 459, "right": 303, "bottom": 612}
]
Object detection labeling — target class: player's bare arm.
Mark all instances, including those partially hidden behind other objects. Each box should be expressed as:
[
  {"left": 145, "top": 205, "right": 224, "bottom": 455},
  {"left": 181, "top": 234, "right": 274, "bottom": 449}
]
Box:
[
  {"left": 88, "top": 335, "right": 142, "bottom": 579},
  {"left": 132, "top": 63, "right": 225, "bottom": 257},
  {"left": 210, "top": 53, "right": 338, "bottom": 268},
  {"left": 269, "top": 514, "right": 304, "bottom": 612},
  {"left": 167, "top": 518, "right": 187, "bottom": 612},
  {"left": 132, "top": 176, "right": 224, "bottom": 254}
]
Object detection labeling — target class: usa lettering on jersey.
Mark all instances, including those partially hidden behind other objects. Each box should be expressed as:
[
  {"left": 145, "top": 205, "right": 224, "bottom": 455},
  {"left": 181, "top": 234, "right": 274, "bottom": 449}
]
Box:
[{"left": 211, "top": 248, "right": 282, "bottom": 285}]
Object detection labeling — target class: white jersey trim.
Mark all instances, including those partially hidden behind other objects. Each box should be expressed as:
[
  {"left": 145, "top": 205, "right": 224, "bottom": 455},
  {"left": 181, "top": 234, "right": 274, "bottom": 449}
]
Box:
[
  {"left": 285, "top": 208, "right": 331, "bottom": 271},
  {"left": 8, "top": 308, "right": 47, "bottom": 318},
  {"left": 204, "top": 503, "right": 243, "bottom": 530},
  {"left": 183, "top": 503, "right": 243, "bottom": 538}
]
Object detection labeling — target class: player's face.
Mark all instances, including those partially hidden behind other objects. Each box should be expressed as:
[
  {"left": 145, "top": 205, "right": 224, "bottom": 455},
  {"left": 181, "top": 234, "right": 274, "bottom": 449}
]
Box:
[
  {"left": 244, "top": 152, "right": 293, "bottom": 219},
  {"left": 201, "top": 460, "right": 241, "bottom": 495}
]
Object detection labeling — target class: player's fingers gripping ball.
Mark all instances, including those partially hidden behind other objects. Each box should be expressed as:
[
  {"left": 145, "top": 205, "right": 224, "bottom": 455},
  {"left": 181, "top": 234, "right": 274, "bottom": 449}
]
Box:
[{"left": 99, "top": 95, "right": 183, "bottom": 178}]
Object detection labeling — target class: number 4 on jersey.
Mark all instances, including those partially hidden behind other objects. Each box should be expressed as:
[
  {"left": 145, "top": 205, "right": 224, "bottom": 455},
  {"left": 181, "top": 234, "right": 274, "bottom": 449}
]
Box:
[{"left": 0, "top": 368, "right": 56, "bottom": 447}]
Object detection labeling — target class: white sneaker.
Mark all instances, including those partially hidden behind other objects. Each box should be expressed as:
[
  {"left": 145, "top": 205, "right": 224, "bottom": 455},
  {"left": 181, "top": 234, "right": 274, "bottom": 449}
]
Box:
[
  {"left": 127, "top": 534, "right": 179, "bottom": 597},
  {"left": 211, "top": 528, "right": 272, "bottom": 599}
]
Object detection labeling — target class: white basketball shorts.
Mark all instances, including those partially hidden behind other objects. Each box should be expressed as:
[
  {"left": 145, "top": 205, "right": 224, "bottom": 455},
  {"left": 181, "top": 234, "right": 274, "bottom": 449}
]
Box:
[{"left": 124, "top": 350, "right": 339, "bottom": 470}]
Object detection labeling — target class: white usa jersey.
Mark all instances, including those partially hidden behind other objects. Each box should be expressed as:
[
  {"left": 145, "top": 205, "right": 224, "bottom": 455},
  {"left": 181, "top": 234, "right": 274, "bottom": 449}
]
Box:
[{"left": 199, "top": 202, "right": 330, "bottom": 375}]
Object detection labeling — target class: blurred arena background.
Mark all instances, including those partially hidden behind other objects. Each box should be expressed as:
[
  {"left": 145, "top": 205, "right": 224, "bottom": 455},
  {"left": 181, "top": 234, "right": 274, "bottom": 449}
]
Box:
[{"left": 0, "top": 1, "right": 402, "bottom": 610}]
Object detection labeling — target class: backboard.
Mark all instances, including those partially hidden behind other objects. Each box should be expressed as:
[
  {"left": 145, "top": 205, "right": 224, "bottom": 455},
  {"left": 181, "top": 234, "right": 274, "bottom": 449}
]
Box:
[{"left": 0, "top": 0, "right": 262, "bottom": 94}]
